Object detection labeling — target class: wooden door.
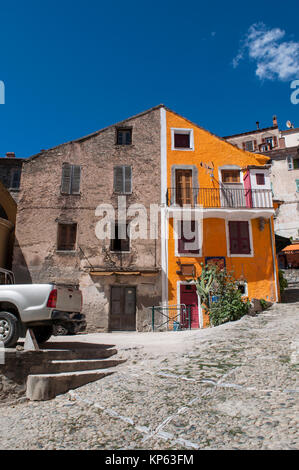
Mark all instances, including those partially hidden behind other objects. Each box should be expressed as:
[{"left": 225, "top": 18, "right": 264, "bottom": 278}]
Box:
[
  {"left": 110, "top": 286, "right": 136, "bottom": 330},
  {"left": 180, "top": 284, "right": 199, "bottom": 329},
  {"left": 175, "top": 170, "right": 192, "bottom": 206}
]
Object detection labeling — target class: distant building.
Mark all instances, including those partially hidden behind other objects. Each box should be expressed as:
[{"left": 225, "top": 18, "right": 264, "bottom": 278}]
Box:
[
  {"left": 0, "top": 152, "right": 24, "bottom": 202},
  {"left": 224, "top": 117, "right": 299, "bottom": 240}
]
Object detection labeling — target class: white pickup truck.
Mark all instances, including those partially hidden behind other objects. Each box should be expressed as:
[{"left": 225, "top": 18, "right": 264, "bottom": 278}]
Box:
[{"left": 0, "top": 268, "right": 86, "bottom": 347}]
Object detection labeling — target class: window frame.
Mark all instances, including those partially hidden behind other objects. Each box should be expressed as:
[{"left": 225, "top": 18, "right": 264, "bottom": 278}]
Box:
[
  {"left": 60, "top": 164, "right": 81, "bottom": 195},
  {"left": 175, "top": 219, "right": 201, "bottom": 257},
  {"left": 57, "top": 222, "right": 77, "bottom": 252},
  {"left": 113, "top": 165, "right": 132, "bottom": 194},
  {"left": 116, "top": 127, "right": 132, "bottom": 146},
  {"left": 225, "top": 220, "right": 254, "bottom": 258},
  {"left": 110, "top": 222, "right": 130, "bottom": 253},
  {"left": 171, "top": 128, "right": 194, "bottom": 151}
]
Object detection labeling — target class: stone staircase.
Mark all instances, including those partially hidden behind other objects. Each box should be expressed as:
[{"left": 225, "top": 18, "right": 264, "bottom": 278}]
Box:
[{"left": 1, "top": 341, "right": 125, "bottom": 401}]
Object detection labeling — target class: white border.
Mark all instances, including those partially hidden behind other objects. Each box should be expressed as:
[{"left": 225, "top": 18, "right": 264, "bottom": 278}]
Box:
[
  {"left": 174, "top": 218, "right": 202, "bottom": 257},
  {"left": 225, "top": 219, "right": 254, "bottom": 258},
  {"left": 171, "top": 128, "right": 194, "bottom": 151}
]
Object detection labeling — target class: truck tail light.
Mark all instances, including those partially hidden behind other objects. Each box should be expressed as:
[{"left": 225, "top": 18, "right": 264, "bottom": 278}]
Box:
[{"left": 47, "top": 289, "right": 57, "bottom": 308}]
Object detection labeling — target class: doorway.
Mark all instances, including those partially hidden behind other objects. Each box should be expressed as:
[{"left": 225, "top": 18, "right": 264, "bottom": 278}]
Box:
[
  {"left": 110, "top": 286, "right": 136, "bottom": 330},
  {"left": 180, "top": 283, "right": 200, "bottom": 329}
]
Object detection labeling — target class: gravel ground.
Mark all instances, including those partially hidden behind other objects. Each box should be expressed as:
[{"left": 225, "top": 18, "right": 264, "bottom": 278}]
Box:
[{"left": 0, "top": 301, "right": 298, "bottom": 450}]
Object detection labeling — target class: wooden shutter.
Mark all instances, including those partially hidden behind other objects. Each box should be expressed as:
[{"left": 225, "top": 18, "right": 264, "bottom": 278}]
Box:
[
  {"left": 256, "top": 173, "right": 265, "bottom": 185},
  {"left": 229, "top": 221, "right": 250, "bottom": 255},
  {"left": 124, "top": 166, "right": 132, "bottom": 193},
  {"left": 178, "top": 221, "right": 199, "bottom": 254},
  {"left": 273, "top": 136, "right": 277, "bottom": 147},
  {"left": 71, "top": 165, "right": 81, "bottom": 194},
  {"left": 254, "top": 140, "right": 257, "bottom": 150},
  {"left": 175, "top": 169, "right": 192, "bottom": 205},
  {"left": 61, "top": 164, "right": 72, "bottom": 194},
  {"left": 57, "top": 223, "right": 77, "bottom": 251},
  {"left": 242, "top": 142, "right": 246, "bottom": 150},
  {"left": 114, "top": 166, "right": 124, "bottom": 193}
]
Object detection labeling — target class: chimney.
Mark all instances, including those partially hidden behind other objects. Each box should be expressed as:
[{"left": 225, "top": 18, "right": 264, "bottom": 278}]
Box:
[
  {"left": 256, "top": 121, "right": 260, "bottom": 130},
  {"left": 273, "top": 115, "right": 278, "bottom": 127},
  {"left": 6, "top": 152, "right": 15, "bottom": 158}
]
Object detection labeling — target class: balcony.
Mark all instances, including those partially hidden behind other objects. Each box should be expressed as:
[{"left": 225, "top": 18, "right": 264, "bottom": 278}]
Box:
[{"left": 166, "top": 187, "right": 273, "bottom": 209}]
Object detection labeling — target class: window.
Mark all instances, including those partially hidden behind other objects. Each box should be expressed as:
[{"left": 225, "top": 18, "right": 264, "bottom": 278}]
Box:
[
  {"left": 110, "top": 223, "right": 130, "bottom": 252},
  {"left": 256, "top": 173, "right": 265, "bottom": 185},
  {"left": 61, "top": 164, "right": 81, "bottom": 194},
  {"left": 171, "top": 129, "right": 194, "bottom": 150},
  {"left": 175, "top": 169, "right": 193, "bottom": 206},
  {"left": 265, "top": 137, "right": 273, "bottom": 148},
  {"left": 114, "top": 166, "right": 132, "bottom": 194},
  {"left": 296, "top": 180, "right": 299, "bottom": 192},
  {"left": 116, "top": 128, "right": 132, "bottom": 145},
  {"left": 221, "top": 170, "right": 240, "bottom": 183},
  {"left": 10, "top": 169, "right": 21, "bottom": 189},
  {"left": 244, "top": 141, "right": 254, "bottom": 152},
  {"left": 57, "top": 223, "right": 77, "bottom": 251},
  {"left": 228, "top": 221, "right": 251, "bottom": 255},
  {"left": 287, "top": 156, "right": 299, "bottom": 170},
  {"left": 178, "top": 220, "right": 200, "bottom": 255},
  {"left": 237, "top": 281, "right": 248, "bottom": 296}
]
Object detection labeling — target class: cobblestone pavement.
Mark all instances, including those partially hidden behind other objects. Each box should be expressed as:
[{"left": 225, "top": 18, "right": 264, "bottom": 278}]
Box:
[{"left": 0, "top": 301, "right": 298, "bottom": 450}]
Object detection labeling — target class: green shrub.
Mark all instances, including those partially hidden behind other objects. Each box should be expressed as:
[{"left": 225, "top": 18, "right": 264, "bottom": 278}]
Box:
[
  {"left": 193, "top": 264, "right": 250, "bottom": 327},
  {"left": 278, "top": 270, "right": 288, "bottom": 294}
]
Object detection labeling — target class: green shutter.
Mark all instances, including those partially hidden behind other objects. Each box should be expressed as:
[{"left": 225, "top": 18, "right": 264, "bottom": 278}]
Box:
[
  {"left": 124, "top": 166, "right": 132, "bottom": 193},
  {"left": 296, "top": 180, "right": 299, "bottom": 192},
  {"left": 114, "top": 166, "right": 124, "bottom": 193}
]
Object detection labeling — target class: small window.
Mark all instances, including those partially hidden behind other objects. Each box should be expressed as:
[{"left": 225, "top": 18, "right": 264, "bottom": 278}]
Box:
[
  {"left": 296, "top": 180, "right": 299, "bottom": 192},
  {"left": 116, "top": 128, "right": 132, "bottom": 145},
  {"left": 228, "top": 221, "right": 251, "bottom": 255},
  {"left": 10, "top": 169, "right": 21, "bottom": 189},
  {"left": 221, "top": 170, "right": 240, "bottom": 183},
  {"left": 256, "top": 173, "right": 265, "bottom": 185},
  {"left": 61, "top": 164, "right": 81, "bottom": 194},
  {"left": 110, "top": 223, "right": 130, "bottom": 252},
  {"left": 178, "top": 220, "right": 200, "bottom": 255},
  {"left": 57, "top": 223, "right": 77, "bottom": 251},
  {"left": 114, "top": 166, "right": 132, "bottom": 193},
  {"left": 172, "top": 129, "right": 194, "bottom": 150},
  {"left": 244, "top": 141, "right": 254, "bottom": 152}
]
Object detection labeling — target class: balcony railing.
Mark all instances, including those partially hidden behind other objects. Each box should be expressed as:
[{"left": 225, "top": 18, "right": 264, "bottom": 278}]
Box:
[{"left": 166, "top": 187, "right": 273, "bottom": 209}]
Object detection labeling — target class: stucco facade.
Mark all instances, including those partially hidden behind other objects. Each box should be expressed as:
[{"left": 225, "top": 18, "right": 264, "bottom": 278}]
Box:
[{"left": 164, "top": 110, "right": 279, "bottom": 327}]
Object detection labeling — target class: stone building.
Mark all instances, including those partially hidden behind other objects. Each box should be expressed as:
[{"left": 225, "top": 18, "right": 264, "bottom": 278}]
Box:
[
  {"left": 0, "top": 152, "right": 24, "bottom": 202},
  {"left": 13, "top": 106, "right": 163, "bottom": 331}
]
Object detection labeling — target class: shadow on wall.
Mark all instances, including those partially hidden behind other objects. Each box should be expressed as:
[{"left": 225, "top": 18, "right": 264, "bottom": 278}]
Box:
[{"left": 12, "top": 238, "right": 32, "bottom": 284}]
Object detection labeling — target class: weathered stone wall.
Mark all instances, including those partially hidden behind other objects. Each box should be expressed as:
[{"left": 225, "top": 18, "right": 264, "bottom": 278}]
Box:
[{"left": 13, "top": 107, "right": 162, "bottom": 331}]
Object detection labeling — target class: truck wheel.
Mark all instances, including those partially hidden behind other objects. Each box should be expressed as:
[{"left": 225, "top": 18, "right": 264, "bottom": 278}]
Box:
[
  {"left": 53, "top": 324, "right": 69, "bottom": 336},
  {"left": 0, "top": 311, "right": 20, "bottom": 348},
  {"left": 32, "top": 326, "right": 53, "bottom": 344}
]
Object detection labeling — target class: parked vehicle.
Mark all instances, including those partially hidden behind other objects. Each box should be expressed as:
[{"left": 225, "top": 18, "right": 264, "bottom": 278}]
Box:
[{"left": 0, "top": 268, "right": 86, "bottom": 347}]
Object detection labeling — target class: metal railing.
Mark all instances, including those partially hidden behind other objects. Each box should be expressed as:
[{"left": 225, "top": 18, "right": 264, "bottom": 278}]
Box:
[
  {"left": 150, "top": 304, "right": 192, "bottom": 331},
  {"left": 166, "top": 187, "right": 273, "bottom": 209}
]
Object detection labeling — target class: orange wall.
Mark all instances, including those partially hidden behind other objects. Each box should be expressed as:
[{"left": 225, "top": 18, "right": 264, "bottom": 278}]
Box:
[{"left": 165, "top": 109, "right": 279, "bottom": 324}]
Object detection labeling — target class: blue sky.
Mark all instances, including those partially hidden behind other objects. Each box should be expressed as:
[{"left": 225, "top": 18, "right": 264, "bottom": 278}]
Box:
[{"left": 1, "top": 0, "right": 299, "bottom": 158}]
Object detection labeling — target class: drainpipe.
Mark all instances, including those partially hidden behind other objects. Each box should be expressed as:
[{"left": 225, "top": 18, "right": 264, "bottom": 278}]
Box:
[{"left": 269, "top": 218, "right": 279, "bottom": 302}]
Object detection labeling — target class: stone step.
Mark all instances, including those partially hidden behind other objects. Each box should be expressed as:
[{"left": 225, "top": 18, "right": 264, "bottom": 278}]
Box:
[
  {"left": 30, "top": 358, "right": 126, "bottom": 374},
  {"left": 26, "top": 368, "right": 114, "bottom": 401}
]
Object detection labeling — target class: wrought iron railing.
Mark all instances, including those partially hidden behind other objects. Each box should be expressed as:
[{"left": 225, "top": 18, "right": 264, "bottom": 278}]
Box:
[
  {"left": 166, "top": 187, "right": 273, "bottom": 209},
  {"left": 150, "top": 304, "right": 192, "bottom": 331}
]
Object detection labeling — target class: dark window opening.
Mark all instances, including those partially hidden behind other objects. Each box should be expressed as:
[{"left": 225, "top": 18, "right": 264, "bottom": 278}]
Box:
[
  {"left": 110, "top": 223, "right": 130, "bottom": 252},
  {"left": 256, "top": 173, "right": 265, "bottom": 185},
  {"left": 237, "top": 283, "right": 247, "bottom": 295},
  {"left": 10, "top": 169, "right": 21, "bottom": 189},
  {"left": 57, "top": 223, "right": 77, "bottom": 251},
  {"left": 116, "top": 128, "right": 132, "bottom": 145},
  {"left": 174, "top": 133, "right": 190, "bottom": 149}
]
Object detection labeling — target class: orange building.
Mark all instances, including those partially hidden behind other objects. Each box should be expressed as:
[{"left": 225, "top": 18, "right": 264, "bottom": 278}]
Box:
[{"left": 160, "top": 108, "right": 280, "bottom": 328}]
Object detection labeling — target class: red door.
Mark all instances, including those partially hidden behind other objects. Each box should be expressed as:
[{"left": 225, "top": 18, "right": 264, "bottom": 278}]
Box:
[{"left": 180, "top": 284, "right": 199, "bottom": 329}]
